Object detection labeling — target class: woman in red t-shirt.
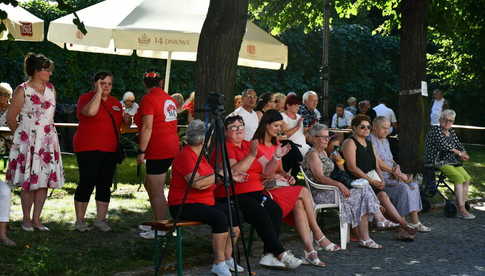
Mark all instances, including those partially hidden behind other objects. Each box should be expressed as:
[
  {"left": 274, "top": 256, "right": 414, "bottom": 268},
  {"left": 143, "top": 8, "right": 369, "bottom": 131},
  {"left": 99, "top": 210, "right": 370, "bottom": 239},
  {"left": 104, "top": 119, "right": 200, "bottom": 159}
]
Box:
[
  {"left": 134, "top": 72, "right": 180, "bottom": 239},
  {"left": 169, "top": 120, "right": 243, "bottom": 276},
  {"left": 254, "top": 110, "right": 340, "bottom": 267},
  {"left": 219, "top": 115, "right": 302, "bottom": 270},
  {"left": 73, "top": 72, "right": 128, "bottom": 232}
]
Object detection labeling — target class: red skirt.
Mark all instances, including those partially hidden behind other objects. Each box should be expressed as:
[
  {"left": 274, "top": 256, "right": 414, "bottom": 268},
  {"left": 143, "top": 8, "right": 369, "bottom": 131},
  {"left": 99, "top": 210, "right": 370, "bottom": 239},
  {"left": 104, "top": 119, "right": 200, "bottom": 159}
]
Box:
[{"left": 265, "top": 185, "right": 303, "bottom": 226}]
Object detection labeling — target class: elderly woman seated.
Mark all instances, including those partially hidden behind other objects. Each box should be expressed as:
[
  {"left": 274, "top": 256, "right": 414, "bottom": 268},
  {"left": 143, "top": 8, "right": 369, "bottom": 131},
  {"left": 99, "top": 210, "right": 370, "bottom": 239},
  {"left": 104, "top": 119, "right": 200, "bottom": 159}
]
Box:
[
  {"left": 341, "top": 115, "right": 417, "bottom": 240},
  {"left": 370, "top": 116, "right": 431, "bottom": 232},
  {"left": 302, "top": 123, "right": 398, "bottom": 249},
  {"left": 168, "top": 120, "right": 244, "bottom": 276},
  {"left": 424, "top": 109, "right": 474, "bottom": 219}
]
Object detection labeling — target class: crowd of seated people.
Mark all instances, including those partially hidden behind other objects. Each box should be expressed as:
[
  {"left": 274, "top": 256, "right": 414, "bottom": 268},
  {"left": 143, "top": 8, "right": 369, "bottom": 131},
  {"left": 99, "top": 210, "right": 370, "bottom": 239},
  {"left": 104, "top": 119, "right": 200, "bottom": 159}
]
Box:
[
  {"left": 1, "top": 71, "right": 476, "bottom": 276},
  {"left": 163, "top": 90, "right": 444, "bottom": 274}
]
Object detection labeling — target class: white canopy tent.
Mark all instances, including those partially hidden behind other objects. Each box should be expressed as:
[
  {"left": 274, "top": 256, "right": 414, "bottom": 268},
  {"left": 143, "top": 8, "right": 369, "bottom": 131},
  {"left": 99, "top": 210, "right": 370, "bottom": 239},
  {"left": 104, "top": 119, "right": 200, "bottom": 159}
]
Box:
[
  {"left": 48, "top": 0, "right": 288, "bottom": 92},
  {"left": 0, "top": 3, "right": 44, "bottom": 41}
]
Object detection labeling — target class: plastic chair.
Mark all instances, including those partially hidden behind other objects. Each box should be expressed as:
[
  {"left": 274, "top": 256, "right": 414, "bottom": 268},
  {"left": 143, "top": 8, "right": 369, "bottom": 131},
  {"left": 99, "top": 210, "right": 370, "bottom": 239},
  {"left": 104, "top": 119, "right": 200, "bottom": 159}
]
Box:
[{"left": 300, "top": 167, "right": 350, "bottom": 249}]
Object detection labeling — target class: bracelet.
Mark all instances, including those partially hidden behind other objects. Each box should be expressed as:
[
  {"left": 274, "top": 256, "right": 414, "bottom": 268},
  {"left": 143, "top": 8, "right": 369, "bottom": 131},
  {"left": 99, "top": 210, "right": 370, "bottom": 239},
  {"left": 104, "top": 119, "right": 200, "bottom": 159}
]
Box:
[{"left": 137, "top": 149, "right": 145, "bottom": 154}]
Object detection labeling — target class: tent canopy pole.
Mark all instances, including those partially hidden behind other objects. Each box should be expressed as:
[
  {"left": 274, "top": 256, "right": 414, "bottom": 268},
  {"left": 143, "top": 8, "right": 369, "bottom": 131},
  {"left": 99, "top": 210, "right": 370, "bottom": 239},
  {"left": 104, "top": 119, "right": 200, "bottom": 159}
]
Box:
[{"left": 164, "top": 51, "right": 172, "bottom": 92}]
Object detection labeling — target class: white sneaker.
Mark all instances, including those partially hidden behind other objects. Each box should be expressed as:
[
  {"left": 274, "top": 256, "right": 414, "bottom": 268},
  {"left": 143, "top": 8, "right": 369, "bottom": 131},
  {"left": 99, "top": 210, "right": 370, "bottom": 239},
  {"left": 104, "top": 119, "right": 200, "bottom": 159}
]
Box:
[
  {"left": 279, "top": 251, "right": 303, "bottom": 269},
  {"left": 138, "top": 224, "right": 152, "bottom": 232},
  {"left": 93, "top": 219, "right": 111, "bottom": 232},
  {"left": 139, "top": 230, "right": 167, "bottom": 239},
  {"left": 259, "top": 253, "right": 286, "bottom": 269},
  {"left": 211, "top": 261, "right": 231, "bottom": 276},
  {"left": 225, "top": 257, "right": 244, "bottom": 272}
]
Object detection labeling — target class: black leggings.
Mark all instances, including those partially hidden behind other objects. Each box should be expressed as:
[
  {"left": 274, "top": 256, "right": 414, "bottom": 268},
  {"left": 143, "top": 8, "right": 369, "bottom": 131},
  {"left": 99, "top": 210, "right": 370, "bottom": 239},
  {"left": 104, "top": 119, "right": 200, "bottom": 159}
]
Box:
[
  {"left": 169, "top": 203, "right": 230, "bottom": 234},
  {"left": 222, "top": 191, "right": 285, "bottom": 256},
  {"left": 74, "top": 151, "right": 117, "bottom": 203}
]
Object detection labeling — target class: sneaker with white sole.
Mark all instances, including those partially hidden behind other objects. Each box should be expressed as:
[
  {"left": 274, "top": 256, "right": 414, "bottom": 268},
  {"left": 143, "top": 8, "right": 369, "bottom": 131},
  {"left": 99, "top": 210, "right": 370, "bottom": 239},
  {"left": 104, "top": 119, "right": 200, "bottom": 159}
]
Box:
[
  {"left": 259, "top": 253, "right": 286, "bottom": 269},
  {"left": 75, "top": 221, "right": 91, "bottom": 232},
  {"left": 139, "top": 230, "right": 167, "bottom": 239},
  {"left": 225, "top": 257, "right": 244, "bottom": 272},
  {"left": 279, "top": 250, "right": 303, "bottom": 269},
  {"left": 93, "top": 219, "right": 112, "bottom": 232},
  {"left": 211, "top": 261, "right": 231, "bottom": 276}
]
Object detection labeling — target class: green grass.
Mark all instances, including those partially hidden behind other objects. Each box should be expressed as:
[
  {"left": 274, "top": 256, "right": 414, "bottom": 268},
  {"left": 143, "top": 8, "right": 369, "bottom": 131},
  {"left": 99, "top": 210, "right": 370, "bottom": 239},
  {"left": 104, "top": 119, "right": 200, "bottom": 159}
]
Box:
[
  {"left": 1, "top": 146, "right": 484, "bottom": 276},
  {"left": 0, "top": 156, "right": 200, "bottom": 276}
]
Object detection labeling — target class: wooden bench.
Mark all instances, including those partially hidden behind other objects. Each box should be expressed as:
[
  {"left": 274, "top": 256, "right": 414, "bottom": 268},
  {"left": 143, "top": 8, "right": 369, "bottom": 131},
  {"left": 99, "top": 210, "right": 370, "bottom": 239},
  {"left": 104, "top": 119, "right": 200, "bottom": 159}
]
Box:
[{"left": 142, "top": 220, "right": 203, "bottom": 276}]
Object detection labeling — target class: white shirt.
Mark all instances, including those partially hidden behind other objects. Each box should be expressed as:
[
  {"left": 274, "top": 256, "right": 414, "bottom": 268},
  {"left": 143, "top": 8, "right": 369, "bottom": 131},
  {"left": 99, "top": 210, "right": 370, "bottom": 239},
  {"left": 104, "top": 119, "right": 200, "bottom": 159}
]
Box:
[
  {"left": 121, "top": 101, "right": 139, "bottom": 116},
  {"left": 430, "top": 99, "right": 444, "bottom": 126},
  {"left": 331, "top": 110, "right": 353, "bottom": 129},
  {"left": 373, "top": 103, "right": 397, "bottom": 132},
  {"left": 281, "top": 112, "right": 310, "bottom": 156},
  {"left": 229, "top": 106, "right": 259, "bottom": 141}
]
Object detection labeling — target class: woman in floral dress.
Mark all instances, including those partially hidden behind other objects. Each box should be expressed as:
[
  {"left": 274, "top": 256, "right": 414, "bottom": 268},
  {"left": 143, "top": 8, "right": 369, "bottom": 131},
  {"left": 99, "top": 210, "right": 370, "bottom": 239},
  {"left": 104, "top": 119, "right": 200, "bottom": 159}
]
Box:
[{"left": 6, "top": 53, "right": 64, "bottom": 231}]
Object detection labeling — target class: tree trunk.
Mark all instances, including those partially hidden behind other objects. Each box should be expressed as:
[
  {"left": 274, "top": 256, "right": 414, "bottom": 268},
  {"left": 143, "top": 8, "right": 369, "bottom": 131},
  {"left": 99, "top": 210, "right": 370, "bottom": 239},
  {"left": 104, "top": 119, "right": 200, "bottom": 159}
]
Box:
[
  {"left": 398, "top": 0, "right": 428, "bottom": 173},
  {"left": 195, "top": 0, "right": 249, "bottom": 119}
]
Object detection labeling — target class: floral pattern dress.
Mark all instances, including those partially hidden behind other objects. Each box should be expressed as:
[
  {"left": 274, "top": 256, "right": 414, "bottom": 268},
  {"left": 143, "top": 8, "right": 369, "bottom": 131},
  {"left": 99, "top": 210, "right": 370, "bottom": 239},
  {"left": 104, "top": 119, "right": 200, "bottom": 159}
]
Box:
[
  {"left": 6, "top": 82, "right": 64, "bottom": 191},
  {"left": 302, "top": 148, "right": 381, "bottom": 227}
]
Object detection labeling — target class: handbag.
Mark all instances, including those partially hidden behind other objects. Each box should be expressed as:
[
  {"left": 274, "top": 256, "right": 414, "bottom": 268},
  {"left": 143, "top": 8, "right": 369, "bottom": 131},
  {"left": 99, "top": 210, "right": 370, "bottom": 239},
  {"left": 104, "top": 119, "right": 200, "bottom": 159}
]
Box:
[
  {"left": 102, "top": 102, "right": 126, "bottom": 164},
  {"left": 330, "top": 167, "right": 353, "bottom": 189}
]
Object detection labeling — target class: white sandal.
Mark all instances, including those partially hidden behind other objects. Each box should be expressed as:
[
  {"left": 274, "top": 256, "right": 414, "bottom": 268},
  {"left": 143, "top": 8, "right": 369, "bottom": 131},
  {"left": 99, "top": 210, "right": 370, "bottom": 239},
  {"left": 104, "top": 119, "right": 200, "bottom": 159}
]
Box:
[
  {"left": 359, "top": 239, "right": 383, "bottom": 249},
  {"left": 303, "top": 250, "right": 326, "bottom": 267},
  {"left": 314, "top": 236, "right": 341, "bottom": 252}
]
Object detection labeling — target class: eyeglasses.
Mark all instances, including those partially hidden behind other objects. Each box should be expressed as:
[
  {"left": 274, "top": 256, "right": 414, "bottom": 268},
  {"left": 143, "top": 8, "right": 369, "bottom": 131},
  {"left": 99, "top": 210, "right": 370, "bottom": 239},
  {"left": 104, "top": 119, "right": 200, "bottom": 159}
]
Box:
[
  {"left": 228, "top": 125, "right": 245, "bottom": 131},
  {"left": 358, "top": 125, "right": 372, "bottom": 130},
  {"left": 314, "top": 135, "right": 331, "bottom": 140},
  {"left": 444, "top": 119, "right": 454, "bottom": 124}
]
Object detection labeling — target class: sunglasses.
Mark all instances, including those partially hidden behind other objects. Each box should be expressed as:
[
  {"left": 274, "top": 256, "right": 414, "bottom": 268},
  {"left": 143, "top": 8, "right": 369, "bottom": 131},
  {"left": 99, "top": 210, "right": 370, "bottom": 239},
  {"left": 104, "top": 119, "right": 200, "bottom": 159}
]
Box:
[
  {"left": 358, "top": 125, "right": 372, "bottom": 130},
  {"left": 228, "top": 125, "right": 245, "bottom": 131}
]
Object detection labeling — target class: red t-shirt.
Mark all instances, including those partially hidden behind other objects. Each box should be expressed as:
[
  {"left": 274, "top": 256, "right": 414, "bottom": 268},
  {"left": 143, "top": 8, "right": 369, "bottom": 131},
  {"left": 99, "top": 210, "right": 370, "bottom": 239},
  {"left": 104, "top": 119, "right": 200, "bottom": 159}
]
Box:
[
  {"left": 168, "top": 146, "right": 215, "bottom": 206},
  {"left": 214, "top": 140, "right": 267, "bottom": 198},
  {"left": 134, "top": 87, "right": 179, "bottom": 160},
  {"left": 73, "top": 92, "right": 123, "bottom": 152}
]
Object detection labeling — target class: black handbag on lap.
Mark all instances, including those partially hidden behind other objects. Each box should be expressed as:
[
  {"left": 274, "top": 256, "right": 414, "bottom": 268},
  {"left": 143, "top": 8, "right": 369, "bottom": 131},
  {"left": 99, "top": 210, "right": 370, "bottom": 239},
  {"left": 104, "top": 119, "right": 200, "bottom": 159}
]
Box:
[{"left": 330, "top": 166, "right": 353, "bottom": 189}]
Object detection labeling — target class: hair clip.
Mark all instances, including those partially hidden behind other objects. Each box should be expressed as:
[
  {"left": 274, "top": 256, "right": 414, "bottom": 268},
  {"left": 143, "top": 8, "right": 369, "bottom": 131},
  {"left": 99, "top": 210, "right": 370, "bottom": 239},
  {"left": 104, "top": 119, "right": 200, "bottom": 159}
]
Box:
[{"left": 144, "top": 72, "right": 160, "bottom": 78}]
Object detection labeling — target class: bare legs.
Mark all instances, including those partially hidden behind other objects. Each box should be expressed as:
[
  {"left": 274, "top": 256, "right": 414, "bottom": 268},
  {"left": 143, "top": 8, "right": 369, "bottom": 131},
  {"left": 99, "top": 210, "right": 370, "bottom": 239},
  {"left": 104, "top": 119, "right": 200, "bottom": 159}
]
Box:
[
  {"left": 377, "top": 192, "right": 408, "bottom": 226},
  {"left": 224, "top": 227, "right": 240, "bottom": 260},
  {"left": 144, "top": 173, "right": 168, "bottom": 220},
  {"left": 21, "top": 188, "right": 48, "bottom": 228},
  {"left": 213, "top": 232, "right": 229, "bottom": 263},
  {"left": 455, "top": 181, "right": 472, "bottom": 216}
]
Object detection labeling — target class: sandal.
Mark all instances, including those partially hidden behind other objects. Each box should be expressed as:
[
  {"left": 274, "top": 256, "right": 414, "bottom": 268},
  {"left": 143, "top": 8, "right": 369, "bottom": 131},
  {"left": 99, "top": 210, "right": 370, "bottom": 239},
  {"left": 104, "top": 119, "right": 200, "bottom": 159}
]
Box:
[
  {"left": 376, "top": 219, "right": 399, "bottom": 229},
  {"left": 359, "top": 239, "right": 383, "bottom": 249},
  {"left": 303, "top": 250, "right": 326, "bottom": 267},
  {"left": 314, "top": 236, "right": 341, "bottom": 252}
]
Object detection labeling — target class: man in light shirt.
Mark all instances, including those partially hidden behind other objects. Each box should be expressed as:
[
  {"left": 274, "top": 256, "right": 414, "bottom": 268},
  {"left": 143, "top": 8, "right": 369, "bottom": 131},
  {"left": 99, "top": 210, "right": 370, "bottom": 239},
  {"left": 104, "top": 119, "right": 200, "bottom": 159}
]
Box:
[
  {"left": 430, "top": 89, "right": 448, "bottom": 126},
  {"left": 229, "top": 89, "right": 259, "bottom": 141},
  {"left": 331, "top": 104, "right": 353, "bottom": 129},
  {"left": 373, "top": 100, "right": 397, "bottom": 134}
]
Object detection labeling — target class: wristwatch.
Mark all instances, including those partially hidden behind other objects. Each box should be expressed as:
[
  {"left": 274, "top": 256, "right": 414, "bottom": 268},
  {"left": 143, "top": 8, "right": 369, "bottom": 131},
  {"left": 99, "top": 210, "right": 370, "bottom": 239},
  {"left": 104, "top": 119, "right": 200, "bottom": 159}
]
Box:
[{"left": 137, "top": 149, "right": 145, "bottom": 154}]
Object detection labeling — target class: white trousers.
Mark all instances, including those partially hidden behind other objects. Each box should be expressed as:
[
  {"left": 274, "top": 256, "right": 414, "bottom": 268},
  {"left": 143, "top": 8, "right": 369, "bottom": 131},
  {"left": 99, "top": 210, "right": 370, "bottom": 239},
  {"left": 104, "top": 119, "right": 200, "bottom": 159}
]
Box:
[{"left": 0, "top": 181, "right": 11, "bottom": 222}]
